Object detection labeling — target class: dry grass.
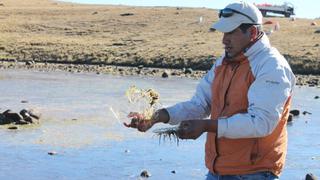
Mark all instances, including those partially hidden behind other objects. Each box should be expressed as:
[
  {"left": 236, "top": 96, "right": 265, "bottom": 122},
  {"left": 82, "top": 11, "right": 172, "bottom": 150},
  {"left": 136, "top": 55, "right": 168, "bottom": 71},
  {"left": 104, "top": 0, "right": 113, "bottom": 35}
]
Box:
[{"left": 0, "top": 0, "right": 319, "bottom": 74}]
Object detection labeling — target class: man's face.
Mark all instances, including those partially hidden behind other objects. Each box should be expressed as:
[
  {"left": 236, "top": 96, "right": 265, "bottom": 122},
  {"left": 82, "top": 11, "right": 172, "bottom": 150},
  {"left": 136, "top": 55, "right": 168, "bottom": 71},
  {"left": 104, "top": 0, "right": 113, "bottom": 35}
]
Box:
[{"left": 222, "top": 27, "right": 251, "bottom": 58}]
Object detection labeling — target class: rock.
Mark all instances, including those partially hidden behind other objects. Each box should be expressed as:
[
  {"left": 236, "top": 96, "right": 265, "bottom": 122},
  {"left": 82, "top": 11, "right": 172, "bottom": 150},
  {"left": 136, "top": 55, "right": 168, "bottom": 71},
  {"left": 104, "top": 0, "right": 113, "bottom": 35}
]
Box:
[
  {"left": 171, "top": 71, "right": 177, "bottom": 76},
  {"left": 120, "top": 13, "right": 134, "bottom": 16},
  {"left": 21, "top": 100, "right": 28, "bottom": 103},
  {"left": 209, "top": 27, "right": 216, "bottom": 32},
  {"left": 15, "top": 120, "right": 29, "bottom": 125},
  {"left": 311, "top": 22, "right": 318, "bottom": 26},
  {"left": 140, "top": 170, "right": 151, "bottom": 178},
  {"left": 28, "top": 110, "right": 40, "bottom": 120},
  {"left": 112, "top": 43, "right": 126, "bottom": 46},
  {"left": 171, "top": 170, "right": 176, "bottom": 174},
  {"left": 161, "top": 71, "right": 170, "bottom": 78},
  {"left": 0, "top": 114, "right": 7, "bottom": 124},
  {"left": 0, "top": 109, "right": 40, "bottom": 125},
  {"left": 25, "top": 61, "right": 35, "bottom": 65},
  {"left": 290, "top": 109, "right": 300, "bottom": 116},
  {"left": 48, "top": 151, "right": 57, "bottom": 155},
  {"left": 20, "top": 109, "right": 33, "bottom": 123},
  {"left": 184, "top": 68, "right": 193, "bottom": 74},
  {"left": 305, "top": 52, "right": 313, "bottom": 56},
  {"left": 305, "top": 173, "right": 318, "bottom": 180},
  {"left": 287, "top": 113, "right": 293, "bottom": 123},
  {"left": 315, "top": 96, "right": 319, "bottom": 99},
  {"left": 2, "top": 109, "right": 23, "bottom": 123},
  {"left": 315, "top": 29, "right": 320, "bottom": 34},
  {"left": 138, "top": 65, "right": 144, "bottom": 70},
  {"left": 8, "top": 126, "right": 18, "bottom": 130},
  {"left": 302, "top": 111, "right": 312, "bottom": 115}
]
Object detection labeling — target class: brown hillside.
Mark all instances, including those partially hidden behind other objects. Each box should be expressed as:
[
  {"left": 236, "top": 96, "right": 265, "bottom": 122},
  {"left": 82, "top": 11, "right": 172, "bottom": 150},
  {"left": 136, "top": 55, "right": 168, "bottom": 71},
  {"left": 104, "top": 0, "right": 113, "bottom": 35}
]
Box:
[{"left": 0, "top": 0, "right": 319, "bottom": 74}]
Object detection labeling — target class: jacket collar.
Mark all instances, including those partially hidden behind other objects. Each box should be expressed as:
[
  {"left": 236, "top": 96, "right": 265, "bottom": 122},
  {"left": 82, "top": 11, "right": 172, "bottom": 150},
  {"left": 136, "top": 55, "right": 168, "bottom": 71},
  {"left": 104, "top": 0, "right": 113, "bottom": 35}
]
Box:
[{"left": 244, "top": 32, "right": 270, "bottom": 58}]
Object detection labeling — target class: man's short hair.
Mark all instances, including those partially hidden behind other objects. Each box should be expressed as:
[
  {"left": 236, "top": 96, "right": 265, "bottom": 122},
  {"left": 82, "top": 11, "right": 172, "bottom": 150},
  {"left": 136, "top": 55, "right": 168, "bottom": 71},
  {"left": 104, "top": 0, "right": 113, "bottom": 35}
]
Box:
[{"left": 238, "top": 23, "right": 262, "bottom": 33}]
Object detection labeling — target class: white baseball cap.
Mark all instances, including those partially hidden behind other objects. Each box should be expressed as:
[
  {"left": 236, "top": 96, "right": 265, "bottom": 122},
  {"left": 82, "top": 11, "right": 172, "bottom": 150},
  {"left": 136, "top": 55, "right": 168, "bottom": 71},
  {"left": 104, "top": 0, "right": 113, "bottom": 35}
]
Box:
[{"left": 211, "top": 1, "right": 262, "bottom": 33}]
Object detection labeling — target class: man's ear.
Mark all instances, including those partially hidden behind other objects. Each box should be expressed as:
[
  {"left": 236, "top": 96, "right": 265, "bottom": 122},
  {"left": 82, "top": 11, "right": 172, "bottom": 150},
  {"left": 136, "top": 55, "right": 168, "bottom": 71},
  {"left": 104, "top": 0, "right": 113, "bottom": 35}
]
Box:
[{"left": 249, "top": 26, "right": 258, "bottom": 41}]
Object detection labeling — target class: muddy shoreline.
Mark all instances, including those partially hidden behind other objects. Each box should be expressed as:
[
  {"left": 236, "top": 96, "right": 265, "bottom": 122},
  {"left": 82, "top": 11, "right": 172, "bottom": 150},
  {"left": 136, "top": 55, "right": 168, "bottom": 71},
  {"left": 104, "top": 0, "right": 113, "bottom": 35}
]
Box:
[{"left": 1, "top": 60, "right": 319, "bottom": 87}]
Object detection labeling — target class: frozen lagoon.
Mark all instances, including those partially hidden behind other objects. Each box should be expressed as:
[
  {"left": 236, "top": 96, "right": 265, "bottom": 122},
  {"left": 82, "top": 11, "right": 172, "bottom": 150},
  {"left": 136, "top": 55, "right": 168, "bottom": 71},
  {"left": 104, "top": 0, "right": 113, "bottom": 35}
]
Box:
[{"left": 0, "top": 69, "right": 319, "bottom": 179}]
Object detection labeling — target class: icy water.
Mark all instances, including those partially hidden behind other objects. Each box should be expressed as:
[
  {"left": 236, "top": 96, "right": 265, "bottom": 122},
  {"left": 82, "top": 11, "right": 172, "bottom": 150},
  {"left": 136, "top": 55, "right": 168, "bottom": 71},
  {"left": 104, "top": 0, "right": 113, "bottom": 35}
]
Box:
[{"left": 0, "top": 69, "right": 319, "bottom": 180}]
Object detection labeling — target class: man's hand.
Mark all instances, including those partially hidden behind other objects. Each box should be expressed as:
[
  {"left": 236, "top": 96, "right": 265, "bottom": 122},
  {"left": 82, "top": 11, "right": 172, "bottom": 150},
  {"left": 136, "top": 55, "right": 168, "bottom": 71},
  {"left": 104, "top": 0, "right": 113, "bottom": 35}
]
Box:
[
  {"left": 123, "top": 112, "right": 154, "bottom": 132},
  {"left": 123, "top": 109, "right": 170, "bottom": 132},
  {"left": 177, "top": 120, "right": 217, "bottom": 140}
]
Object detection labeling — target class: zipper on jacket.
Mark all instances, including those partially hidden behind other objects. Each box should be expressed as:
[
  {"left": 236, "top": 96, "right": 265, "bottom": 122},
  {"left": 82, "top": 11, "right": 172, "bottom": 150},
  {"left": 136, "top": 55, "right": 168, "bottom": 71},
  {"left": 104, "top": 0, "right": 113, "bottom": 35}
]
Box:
[
  {"left": 220, "top": 63, "right": 240, "bottom": 116},
  {"left": 250, "top": 139, "right": 259, "bottom": 165},
  {"left": 212, "top": 62, "right": 240, "bottom": 173}
]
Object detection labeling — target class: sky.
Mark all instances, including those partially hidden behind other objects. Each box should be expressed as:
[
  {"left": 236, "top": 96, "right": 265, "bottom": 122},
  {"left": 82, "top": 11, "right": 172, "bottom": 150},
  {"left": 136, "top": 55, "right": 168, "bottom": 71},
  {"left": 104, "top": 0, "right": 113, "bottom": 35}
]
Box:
[{"left": 63, "top": 0, "right": 319, "bottom": 19}]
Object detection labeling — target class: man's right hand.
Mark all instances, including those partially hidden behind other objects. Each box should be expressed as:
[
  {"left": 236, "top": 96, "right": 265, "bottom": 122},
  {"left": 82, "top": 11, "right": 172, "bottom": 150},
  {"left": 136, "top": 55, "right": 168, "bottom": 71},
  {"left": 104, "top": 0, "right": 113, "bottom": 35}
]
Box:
[
  {"left": 123, "top": 112, "right": 155, "bottom": 132},
  {"left": 123, "top": 109, "right": 170, "bottom": 132}
]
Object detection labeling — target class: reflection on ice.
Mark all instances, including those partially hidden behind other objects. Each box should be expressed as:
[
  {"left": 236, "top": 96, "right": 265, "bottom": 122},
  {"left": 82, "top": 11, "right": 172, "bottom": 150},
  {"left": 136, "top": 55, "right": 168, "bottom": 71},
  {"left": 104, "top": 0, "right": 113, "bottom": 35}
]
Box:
[{"left": 0, "top": 69, "right": 319, "bottom": 179}]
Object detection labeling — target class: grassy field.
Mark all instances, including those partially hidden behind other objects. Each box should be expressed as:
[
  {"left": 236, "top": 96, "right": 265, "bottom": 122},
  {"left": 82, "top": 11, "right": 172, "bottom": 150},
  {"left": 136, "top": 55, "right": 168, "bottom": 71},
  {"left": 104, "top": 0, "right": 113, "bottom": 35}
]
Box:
[{"left": 0, "top": 0, "right": 319, "bottom": 74}]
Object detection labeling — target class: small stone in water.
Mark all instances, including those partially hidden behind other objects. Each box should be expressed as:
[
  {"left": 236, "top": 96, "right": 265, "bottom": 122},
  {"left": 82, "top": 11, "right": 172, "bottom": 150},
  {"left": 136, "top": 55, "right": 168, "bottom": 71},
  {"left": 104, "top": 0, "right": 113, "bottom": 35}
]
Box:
[
  {"left": 171, "top": 170, "right": 176, "bottom": 174},
  {"left": 140, "top": 170, "right": 151, "bottom": 178},
  {"left": 48, "top": 151, "right": 57, "bottom": 155},
  {"left": 303, "top": 111, "right": 312, "bottom": 115},
  {"left": 161, "top": 71, "right": 169, "bottom": 78},
  {"left": 124, "top": 149, "right": 130, "bottom": 153},
  {"left": 8, "top": 126, "right": 18, "bottom": 130},
  {"left": 287, "top": 114, "right": 293, "bottom": 122},
  {"left": 305, "top": 173, "right": 317, "bottom": 180},
  {"left": 290, "top": 109, "right": 300, "bottom": 116}
]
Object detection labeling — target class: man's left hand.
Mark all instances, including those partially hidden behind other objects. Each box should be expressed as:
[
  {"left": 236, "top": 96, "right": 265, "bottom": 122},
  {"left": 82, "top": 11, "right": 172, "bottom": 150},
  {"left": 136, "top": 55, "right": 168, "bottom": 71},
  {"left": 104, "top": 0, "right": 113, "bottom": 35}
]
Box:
[{"left": 177, "top": 120, "right": 208, "bottom": 140}]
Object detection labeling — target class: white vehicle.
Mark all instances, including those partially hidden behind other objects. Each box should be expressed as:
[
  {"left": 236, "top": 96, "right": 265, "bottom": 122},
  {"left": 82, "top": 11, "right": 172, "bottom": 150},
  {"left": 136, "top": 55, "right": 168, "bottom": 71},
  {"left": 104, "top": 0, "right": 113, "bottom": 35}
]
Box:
[{"left": 256, "top": 2, "right": 295, "bottom": 17}]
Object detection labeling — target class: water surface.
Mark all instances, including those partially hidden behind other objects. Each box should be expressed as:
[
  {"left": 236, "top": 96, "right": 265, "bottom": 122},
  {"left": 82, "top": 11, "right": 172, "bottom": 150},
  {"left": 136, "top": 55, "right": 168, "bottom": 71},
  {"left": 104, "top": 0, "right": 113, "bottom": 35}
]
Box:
[{"left": 0, "top": 69, "right": 319, "bottom": 179}]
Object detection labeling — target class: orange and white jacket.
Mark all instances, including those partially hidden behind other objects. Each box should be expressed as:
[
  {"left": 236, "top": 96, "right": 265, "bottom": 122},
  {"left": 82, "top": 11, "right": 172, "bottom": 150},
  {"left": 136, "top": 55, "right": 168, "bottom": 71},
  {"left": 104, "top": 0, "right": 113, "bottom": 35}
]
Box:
[{"left": 166, "top": 33, "right": 295, "bottom": 176}]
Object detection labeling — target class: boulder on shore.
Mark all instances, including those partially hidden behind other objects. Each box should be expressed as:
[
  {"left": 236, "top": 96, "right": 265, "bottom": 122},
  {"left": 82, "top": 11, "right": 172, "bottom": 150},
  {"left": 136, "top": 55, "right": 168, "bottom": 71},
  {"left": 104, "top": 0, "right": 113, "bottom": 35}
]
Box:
[{"left": 0, "top": 109, "right": 40, "bottom": 125}]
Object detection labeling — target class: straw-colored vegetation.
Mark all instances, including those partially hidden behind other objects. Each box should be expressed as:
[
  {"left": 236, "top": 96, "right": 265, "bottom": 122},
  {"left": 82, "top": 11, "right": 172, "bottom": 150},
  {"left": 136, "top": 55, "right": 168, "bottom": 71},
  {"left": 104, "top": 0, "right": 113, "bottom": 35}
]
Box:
[
  {"left": 0, "top": 0, "right": 319, "bottom": 74},
  {"left": 125, "top": 85, "right": 160, "bottom": 119}
]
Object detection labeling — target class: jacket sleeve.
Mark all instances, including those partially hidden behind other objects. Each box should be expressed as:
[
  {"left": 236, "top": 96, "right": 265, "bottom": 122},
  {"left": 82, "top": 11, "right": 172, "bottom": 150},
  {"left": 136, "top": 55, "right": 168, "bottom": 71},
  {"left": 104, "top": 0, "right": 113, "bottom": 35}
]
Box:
[
  {"left": 165, "top": 65, "right": 215, "bottom": 125},
  {"left": 218, "top": 58, "right": 295, "bottom": 138}
]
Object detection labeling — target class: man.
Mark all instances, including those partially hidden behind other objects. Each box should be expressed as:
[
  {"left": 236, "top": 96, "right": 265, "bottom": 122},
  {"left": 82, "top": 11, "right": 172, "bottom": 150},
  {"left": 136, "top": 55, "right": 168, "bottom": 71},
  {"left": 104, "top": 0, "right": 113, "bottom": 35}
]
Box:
[{"left": 125, "top": 1, "right": 295, "bottom": 179}]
